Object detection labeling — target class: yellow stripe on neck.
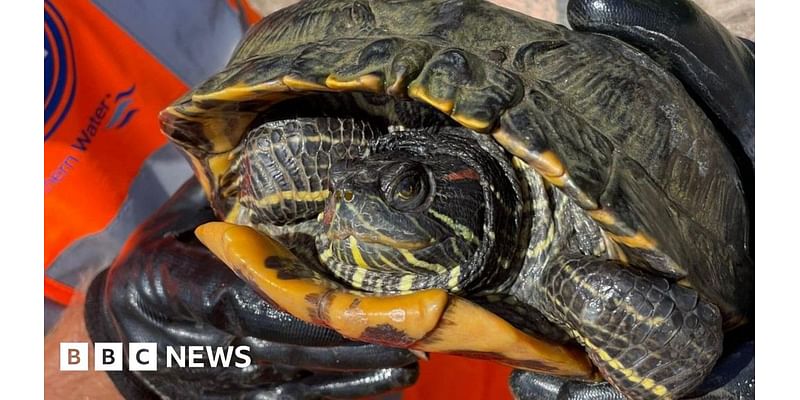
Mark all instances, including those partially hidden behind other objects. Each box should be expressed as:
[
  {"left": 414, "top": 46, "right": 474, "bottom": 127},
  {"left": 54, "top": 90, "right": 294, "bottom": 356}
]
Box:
[
  {"left": 398, "top": 249, "right": 448, "bottom": 274},
  {"left": 349, "top": 236, "right": 370, "bottom": 269},
  {"left": 428, "top": 209, "right": 477, "bottom": 244},
  {"left": 256, "top": 190, "right": 330, "bottom": 206}
]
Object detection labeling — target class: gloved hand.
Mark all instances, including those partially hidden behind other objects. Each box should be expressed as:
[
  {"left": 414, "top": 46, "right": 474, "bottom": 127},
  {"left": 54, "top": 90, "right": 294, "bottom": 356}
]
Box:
[
  {"left": 84, "top": 178, "right": 419, "bottom": 399},
  {"left": 509, "top": 0, "right": 754, "bottom": 399}
]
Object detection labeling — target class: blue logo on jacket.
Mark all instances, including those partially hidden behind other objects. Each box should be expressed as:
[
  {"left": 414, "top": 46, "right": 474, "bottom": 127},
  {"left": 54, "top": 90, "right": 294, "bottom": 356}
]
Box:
[
  {"left": 106, "top": 84, "right": 139, "bottom": 130},
  {"left": 45, "top": 0, "right": 77, "bottom": 141}
]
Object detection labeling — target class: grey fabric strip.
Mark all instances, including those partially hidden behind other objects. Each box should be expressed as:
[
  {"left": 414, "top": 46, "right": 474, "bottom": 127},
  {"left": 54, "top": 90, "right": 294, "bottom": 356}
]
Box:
[{"left": 90, "top": 0, "right": 248, "bottom": 85}]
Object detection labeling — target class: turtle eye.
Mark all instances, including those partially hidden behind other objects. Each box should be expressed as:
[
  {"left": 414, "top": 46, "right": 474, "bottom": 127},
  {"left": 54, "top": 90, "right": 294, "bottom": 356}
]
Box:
[
  {"left": 385, "top": 164, "right": 431, "bottom": 212},
  {"left": 396, "top": 175, "right": 421, "bottom": 200}
]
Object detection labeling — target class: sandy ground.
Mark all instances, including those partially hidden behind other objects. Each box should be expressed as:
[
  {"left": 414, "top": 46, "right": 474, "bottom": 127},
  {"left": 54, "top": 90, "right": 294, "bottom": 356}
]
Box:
[{"left": 247, "top": 0, "right": 754, "bottom": 40}]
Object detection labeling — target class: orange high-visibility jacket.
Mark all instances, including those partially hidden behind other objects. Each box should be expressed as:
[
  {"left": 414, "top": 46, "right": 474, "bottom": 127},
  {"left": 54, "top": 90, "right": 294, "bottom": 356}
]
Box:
[{"left": 44, "top": 1, "right": 511, "bottom": 398}]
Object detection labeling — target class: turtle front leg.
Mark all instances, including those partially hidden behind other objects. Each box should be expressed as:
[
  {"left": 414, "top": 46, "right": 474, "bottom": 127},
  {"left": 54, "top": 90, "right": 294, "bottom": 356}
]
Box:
[{"left": 537, "top": 255, "right": 723, "bottom": 399}]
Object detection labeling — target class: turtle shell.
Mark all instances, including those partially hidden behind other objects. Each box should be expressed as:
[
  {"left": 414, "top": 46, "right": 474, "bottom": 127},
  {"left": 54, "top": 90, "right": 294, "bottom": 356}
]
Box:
[{"left": 161, "top": 0, "right": 752, "bottom": 324}]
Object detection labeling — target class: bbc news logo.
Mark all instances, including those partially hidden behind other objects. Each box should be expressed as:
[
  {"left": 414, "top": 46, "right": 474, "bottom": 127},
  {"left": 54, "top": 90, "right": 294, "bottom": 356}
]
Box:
[{"left": 60, "top": 342, "right": 251, "bottom": 371}]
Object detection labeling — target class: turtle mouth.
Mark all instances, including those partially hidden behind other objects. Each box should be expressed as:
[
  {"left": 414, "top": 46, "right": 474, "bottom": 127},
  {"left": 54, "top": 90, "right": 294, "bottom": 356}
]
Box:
[
  {"left": 326, "top": 228, "right": 435, "bottom": 251},
  {"left": 321, "top": 194, "right": 435, "bottom": 251}
]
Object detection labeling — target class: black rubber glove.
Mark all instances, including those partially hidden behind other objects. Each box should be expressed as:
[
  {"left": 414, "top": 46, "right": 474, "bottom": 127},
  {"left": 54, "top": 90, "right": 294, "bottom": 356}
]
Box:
[
  {"left": 510, "top": 1, "right": 754, "bottom": 399},
  {"left": 84, "top": 178, "right": 418, "bottom": 399}
]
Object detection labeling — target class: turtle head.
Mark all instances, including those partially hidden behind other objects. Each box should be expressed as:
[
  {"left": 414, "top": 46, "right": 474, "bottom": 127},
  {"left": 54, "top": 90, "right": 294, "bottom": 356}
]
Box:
[
  {"left": 320, "top": 146, "right": 484, "bottom": 288},
  {"left": 317, "top": 129, "right": 524, "bottom": 294}
]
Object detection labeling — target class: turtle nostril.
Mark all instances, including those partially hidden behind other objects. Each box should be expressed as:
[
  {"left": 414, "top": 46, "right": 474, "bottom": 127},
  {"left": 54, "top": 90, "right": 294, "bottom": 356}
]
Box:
[{"left": 333, "top": 189, "right": 354, "bottom": 202}]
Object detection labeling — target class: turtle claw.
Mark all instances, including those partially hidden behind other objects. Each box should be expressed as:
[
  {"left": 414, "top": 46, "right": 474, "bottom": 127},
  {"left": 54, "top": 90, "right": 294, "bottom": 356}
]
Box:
[
  {"left": 196, "top": 221, "right": 596, "bottom": 379},
  {"left": 409, "top": 349, "right": 429, "bottom": 361}
]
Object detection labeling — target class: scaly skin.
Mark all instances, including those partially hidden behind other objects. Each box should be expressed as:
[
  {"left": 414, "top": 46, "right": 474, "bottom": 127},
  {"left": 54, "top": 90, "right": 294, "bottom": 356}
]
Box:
[{"left": 535, "top": 256, "right": 722, "bottom": 399}]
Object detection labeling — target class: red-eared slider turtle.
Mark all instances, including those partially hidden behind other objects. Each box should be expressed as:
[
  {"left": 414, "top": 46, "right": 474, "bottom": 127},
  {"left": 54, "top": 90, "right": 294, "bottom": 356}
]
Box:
[{"left": 160, "top": 0, "right": 753, "bottom": 398}]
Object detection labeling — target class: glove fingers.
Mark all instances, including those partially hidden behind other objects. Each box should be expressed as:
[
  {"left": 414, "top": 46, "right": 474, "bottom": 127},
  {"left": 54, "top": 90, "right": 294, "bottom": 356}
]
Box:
[
  {"left": 235, "top": 305, "right": 352, "bottom": 347},
  {"left": 685, "top": 339, "right": 755, "bottom": 399},
  {"left": 131, "top": 363, "right": 295, "bottom": 399},
  {"left": 122, "top": 349, "right": 414, "bottom": 399},
  {"left": 252, "top": 365, "right": 419, "bottom": 400},
  {"left": 241, "top": 336, "right": 418, "bottom": 372},
  {"left": 509, "top": 370, "right": 623, "bottom": 400}
]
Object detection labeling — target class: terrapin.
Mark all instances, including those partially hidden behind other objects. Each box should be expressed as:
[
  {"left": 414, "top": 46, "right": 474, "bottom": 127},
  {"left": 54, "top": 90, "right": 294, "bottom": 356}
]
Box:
[{"left": 160, "top": 0, "right": 753, "bottom": 398}]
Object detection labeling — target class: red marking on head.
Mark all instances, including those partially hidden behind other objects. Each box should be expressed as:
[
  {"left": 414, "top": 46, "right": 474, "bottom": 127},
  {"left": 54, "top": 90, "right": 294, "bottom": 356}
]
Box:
[{"left": 445, "top": 168, "right": 479, "bottom": 181}]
